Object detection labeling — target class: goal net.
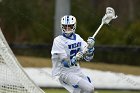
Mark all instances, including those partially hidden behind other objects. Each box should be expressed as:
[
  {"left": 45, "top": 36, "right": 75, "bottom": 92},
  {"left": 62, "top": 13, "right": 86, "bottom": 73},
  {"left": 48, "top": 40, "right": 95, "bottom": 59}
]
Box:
[{"left": 0, "top": 28, "right": 45, "bottom": 93}]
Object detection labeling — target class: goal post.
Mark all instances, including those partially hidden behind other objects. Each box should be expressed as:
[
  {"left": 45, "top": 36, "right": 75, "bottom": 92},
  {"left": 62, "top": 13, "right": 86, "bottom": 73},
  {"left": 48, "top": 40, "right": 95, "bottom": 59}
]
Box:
[{"left": 0, "top": 28, "right": 45, "bottom": 93}]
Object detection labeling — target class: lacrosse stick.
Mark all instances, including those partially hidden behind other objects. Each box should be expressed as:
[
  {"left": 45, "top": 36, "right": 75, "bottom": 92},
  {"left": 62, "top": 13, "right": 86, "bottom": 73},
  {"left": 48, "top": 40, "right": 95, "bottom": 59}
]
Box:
[
  {"left": 76, "top": 7, "right": 118, "bottom": 60},
  {"left": 93, "top": 7, "right": 118, "bottom": 39}
]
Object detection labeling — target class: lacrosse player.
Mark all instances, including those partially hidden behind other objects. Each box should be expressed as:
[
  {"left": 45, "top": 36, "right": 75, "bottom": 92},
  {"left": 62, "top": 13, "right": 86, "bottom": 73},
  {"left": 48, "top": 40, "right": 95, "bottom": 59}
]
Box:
[{"left": 51, "top": 15, "right": 95, "bottom": 93}]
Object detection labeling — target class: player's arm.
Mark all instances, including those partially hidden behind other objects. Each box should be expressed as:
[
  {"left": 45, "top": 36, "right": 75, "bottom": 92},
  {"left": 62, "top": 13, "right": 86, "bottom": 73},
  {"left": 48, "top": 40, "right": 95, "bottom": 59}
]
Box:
[
  {"left": 75, "top": 37, "right": 95, "bottom": 61},
  {"left": 51, "top": 37, "right": 75, "bottom": 68},
  {"left": 51, "top": 37, "right": 69, "bottom": 68},
  {"left": 84, "top": 37, "right": 95, "bottom": 61}
]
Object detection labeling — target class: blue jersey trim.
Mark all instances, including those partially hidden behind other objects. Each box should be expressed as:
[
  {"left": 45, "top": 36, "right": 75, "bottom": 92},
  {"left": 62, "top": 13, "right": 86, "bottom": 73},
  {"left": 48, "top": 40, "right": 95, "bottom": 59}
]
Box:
[{"left": 63, "top": 33, "right": 76, "bottom": 40}]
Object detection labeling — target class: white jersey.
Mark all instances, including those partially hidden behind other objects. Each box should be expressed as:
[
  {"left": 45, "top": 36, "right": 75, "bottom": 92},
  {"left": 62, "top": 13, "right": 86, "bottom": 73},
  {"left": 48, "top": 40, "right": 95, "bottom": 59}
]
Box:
[{"left": 51, "top": 34, "right": 87, "bottom": 78}]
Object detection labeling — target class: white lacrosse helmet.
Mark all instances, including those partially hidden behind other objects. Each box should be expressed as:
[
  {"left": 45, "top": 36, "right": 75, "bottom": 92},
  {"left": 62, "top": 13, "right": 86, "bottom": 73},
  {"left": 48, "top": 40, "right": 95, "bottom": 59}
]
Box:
[{"left": 61, "top": 15, "right": 76, "bottom": 37}]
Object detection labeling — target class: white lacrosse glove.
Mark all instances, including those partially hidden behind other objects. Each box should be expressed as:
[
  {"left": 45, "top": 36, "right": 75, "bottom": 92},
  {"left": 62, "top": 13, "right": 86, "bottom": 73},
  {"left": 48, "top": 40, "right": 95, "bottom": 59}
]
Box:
[
  {"left": 102, "top": 7, "right": 118, "bottom": 24},
  {"left": 76, "top": 51, "right": 84, "bottom": 60},
  {"left": 86, "top": 47, "right": 94, "bottom": 55},
  {"left": 70, "top": 56, "right": 77, "bottom": 66},
  {"left": 70, "top": 51, "right": 84, "bottom": 65},
  {"left": 87, "top": 37, "right": 95, "bottom": 48}
]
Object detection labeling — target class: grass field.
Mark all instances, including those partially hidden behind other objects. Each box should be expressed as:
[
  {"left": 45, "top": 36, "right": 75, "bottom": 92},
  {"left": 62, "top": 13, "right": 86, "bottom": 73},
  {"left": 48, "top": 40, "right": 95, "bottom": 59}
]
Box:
[
  {"left": 43, "top": 88, "right": 140, "bottom": 93},
  {"left": 16, "top": 56, "right": 140, "bottom": 93}
]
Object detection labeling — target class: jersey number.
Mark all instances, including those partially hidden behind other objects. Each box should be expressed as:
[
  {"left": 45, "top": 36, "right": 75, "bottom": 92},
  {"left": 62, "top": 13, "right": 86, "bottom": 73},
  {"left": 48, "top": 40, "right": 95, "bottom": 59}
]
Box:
[{"left": 70, "top": 48, "right": 80, "bottom": 59}]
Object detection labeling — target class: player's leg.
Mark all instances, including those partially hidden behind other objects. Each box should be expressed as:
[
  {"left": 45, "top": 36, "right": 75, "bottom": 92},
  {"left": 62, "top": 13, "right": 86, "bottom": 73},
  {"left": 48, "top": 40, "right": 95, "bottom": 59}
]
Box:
[
  {"left": 59, "top": 73, "right": 83, "bottom": 93},
  {"left": 59, "top": 76, "right": 74, "bottom": 93},
  {"left": 72, "top": 76, "right": 94, "bottom": 93},
  {"left": 77, "top": 78, "right": 94, "bottom": 93},
  {"left": 73, "top": 88, "right": 81, "bottom": 93},
  {"left": 59, "top": 72, "right": 94, "bottom": 93},
  {"left": 59, "top": 79, "right": 82, "bottom": 93}
]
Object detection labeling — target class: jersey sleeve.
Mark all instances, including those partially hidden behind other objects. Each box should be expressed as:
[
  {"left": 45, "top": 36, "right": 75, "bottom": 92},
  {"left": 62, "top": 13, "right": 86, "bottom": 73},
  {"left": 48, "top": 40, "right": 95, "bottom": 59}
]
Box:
[
  {"left": 79, "top": 36, "right": 88, "bottom": 51},
  {"left": 51, "top": 37, "right": 67, "bottom": 59}
]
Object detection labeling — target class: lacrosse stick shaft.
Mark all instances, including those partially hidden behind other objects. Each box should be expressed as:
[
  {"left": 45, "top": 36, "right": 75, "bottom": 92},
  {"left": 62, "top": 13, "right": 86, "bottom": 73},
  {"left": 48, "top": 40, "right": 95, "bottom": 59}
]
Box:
[
  {"left": 82, "top": 22, "right": 104, "bottom": 54},
  {"left": 92, "top": 22, "right": 104, "bottom": 38}
]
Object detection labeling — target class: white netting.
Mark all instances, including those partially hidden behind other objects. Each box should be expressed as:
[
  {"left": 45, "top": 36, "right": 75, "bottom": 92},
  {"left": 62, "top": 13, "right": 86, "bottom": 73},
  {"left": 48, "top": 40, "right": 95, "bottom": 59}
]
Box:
[{"left": 0, "top": 28, "right": 45, "bottom": 93}]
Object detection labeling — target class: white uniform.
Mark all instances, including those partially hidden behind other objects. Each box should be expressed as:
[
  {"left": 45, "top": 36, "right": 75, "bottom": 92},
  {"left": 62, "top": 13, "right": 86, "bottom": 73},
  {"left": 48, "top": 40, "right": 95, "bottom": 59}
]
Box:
[
  {"left": 51, "top": 34, "right": 87, "bottom": 76},
  {"left": 51, "top": 34, "right": 94, "bottom": 93}
]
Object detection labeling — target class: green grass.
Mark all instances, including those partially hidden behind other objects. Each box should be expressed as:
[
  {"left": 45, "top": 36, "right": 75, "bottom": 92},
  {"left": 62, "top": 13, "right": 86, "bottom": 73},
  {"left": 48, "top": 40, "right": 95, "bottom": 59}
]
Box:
[
  {"left": 43, "top": 88, "right": 140, "bottom": 93},
  {"left": 44, "top": 88, "right": 68, "bottom": 93},
  {"left": 97, "top": 90, "right": 140, "bottom": 93}
]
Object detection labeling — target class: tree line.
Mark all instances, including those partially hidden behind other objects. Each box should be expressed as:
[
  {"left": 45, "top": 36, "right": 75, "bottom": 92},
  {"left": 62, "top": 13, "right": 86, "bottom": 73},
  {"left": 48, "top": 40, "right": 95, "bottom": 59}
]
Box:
[{"left": 0, "top": 0, "right": 140, "bottom": 46}]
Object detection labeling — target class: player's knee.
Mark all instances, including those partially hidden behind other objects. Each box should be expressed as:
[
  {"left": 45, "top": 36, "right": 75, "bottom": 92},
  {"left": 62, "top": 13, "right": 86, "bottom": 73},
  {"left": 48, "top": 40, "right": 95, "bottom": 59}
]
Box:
[
  {"left": 86, "top": 84, "right": 94, "bottom": 93},
  {"left": 89, "top": 88, "right": 94, "bottom": 93},
  {"left": 78, "top": 78, "right": 94, "bottom": 93},
  {"left": 89, "top": 86, "right": 94, "bottom": 93}
]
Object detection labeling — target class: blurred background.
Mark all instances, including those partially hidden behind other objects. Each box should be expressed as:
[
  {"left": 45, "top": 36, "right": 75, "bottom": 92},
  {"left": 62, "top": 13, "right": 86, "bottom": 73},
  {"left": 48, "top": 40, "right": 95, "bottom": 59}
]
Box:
[
  {"left": 0, "top": 0, "right": 140, "bottom": 92},
  {"left": 1, "top": 0, "right": 140, "bottom": 66}
]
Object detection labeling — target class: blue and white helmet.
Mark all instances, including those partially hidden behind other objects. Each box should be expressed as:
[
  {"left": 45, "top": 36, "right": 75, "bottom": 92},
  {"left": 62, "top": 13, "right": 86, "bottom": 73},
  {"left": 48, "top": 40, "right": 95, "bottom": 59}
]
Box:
[{"left": 61, "top": 15, "right": 76, "bottom": 37}]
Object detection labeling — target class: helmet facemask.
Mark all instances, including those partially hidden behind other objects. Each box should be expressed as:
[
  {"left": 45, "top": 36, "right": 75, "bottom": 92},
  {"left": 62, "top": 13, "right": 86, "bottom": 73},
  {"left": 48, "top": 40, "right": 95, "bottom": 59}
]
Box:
[{"left": 61, "top": 15, "right": 76, "bottom": 38}]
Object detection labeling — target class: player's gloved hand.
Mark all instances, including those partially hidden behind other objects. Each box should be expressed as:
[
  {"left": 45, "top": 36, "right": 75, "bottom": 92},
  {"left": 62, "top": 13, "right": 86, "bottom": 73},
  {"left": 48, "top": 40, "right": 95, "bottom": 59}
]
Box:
[
  {"left": 87, "top": 37, "right": 95, "bottom": 48},
  {"left": 84, "top": 47, "right": 94, "bottom": 61},
  {"left": 70, "top": 56, "right": 77, "bottom": 66},
  {"left": 86, "top": 47, "right": 94, "bottom": 55},
  {"left": 70, "top": 51, "right": 83, "bottom": 66},
  {"left": 76, "top": 51, "right": 83, "bottom": 60}
]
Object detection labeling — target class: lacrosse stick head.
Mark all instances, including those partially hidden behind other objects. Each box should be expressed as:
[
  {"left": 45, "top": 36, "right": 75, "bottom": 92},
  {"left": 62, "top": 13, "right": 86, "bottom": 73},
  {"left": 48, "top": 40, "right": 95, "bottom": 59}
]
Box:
[{"left": 102, "top": 7, "right": 118, "bottom": 24}]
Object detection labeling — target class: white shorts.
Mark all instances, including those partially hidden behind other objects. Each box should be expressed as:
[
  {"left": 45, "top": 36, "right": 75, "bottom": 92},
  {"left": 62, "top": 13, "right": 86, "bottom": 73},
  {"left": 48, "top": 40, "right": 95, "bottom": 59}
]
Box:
[{"left": 59, "top": 70, "right": 91, "bottom": 93}]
